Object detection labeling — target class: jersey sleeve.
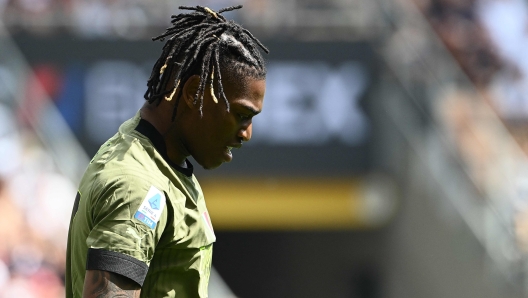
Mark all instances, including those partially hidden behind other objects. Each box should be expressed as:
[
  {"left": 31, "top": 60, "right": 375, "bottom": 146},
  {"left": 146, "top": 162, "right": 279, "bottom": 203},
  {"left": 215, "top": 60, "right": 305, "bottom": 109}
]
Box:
[{"left": 85, "top": 174, "right": 169, "bottom": 286}]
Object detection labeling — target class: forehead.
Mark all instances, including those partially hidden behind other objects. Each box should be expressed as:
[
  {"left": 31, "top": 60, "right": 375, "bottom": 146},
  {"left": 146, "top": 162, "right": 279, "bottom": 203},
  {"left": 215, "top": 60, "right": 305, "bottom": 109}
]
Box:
[{"left": 225, "top": 78, "right": 266, "bottom": 112}]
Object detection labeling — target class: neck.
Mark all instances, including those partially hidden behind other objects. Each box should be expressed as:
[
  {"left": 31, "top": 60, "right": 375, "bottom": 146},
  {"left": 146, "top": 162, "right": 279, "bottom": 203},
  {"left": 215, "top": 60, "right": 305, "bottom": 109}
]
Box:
[{"left": 140, "top": 102, "right": 189, "bottom": 168}]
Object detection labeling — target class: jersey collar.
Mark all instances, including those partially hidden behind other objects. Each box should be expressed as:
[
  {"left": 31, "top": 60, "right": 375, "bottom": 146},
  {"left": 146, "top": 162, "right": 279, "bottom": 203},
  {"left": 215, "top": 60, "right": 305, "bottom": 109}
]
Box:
[{"left": 135, "top": 118, "right": 193, "bottom": 177}]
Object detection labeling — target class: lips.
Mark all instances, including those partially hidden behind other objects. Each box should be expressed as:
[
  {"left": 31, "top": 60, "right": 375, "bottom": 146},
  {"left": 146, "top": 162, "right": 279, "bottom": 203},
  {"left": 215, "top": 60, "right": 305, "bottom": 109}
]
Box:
[
  {"left": 223, "top": 144, "right": 242, "bottom": 162},
  {"left": 223, "top": 147, "right": 233, "bottom": 162}
]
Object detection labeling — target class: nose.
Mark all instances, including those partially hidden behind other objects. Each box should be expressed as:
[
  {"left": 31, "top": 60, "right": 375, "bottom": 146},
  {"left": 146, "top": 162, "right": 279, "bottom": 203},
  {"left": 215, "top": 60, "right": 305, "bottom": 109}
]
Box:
[{"left": 238, "top": 123, "right": 252, "bottom": 142}]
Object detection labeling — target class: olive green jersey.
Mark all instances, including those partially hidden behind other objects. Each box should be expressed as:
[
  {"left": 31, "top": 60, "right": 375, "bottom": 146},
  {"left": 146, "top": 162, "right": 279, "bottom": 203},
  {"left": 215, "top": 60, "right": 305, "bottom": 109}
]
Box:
[{"left": 66, "top": 112, "right": 216, "bottom": 298}]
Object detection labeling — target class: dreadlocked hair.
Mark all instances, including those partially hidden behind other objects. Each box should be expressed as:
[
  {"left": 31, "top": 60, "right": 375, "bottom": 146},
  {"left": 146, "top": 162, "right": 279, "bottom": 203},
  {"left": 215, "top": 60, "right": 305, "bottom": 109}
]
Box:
[{"left": 144, "top": 5, "right": 269, "bottom": 119}]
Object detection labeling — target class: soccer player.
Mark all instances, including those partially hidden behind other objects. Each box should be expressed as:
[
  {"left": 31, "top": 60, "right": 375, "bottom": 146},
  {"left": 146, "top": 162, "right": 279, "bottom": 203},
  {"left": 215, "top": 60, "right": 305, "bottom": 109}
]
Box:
[{"left": 65, "top": 5, "right": 268, "bottom": 298}]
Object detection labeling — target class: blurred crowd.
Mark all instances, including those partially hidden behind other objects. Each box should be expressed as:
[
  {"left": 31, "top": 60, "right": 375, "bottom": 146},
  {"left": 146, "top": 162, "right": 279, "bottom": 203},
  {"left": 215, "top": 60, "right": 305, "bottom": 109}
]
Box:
[
  {"left": 0, "top": 68, "right": 75, "bottom": 296},
  {"left": 413, "top": 0, "right": 528, "bottom": 251},
  {"left": 414, "top": 0, "right": 528, "bottom": 151},
  {"left": 0, "top": 0, "right": 367, "bottom": 40},
  {"left": 0, "top": 0, "right": 246, "bottom": 38},
  {"left": 416, "top": 0, "right": 502, "bottom": 88}
]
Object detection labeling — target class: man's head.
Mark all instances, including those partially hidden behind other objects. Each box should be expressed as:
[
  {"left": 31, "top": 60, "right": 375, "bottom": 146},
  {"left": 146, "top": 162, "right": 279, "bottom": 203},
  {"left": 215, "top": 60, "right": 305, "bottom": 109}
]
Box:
[{"left": 144, "top": 5, "right": 268, "bottom": 169}]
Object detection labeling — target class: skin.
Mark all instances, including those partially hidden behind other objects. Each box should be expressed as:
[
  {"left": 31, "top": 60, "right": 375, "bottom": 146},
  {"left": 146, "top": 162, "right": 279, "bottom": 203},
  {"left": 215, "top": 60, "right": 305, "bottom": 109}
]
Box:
[
  {"left": 82, "top": 74, "right": 266, "bottom": 297},
  {"left": 141, "top": 74, "right": 266, "bottom": 169},
  {"left": 83, "top": 270, "right": 140, "bottom": 298}
]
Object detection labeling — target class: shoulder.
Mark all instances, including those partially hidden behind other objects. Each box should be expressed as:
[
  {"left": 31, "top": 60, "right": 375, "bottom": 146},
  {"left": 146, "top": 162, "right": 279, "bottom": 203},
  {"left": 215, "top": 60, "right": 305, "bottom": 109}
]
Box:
[
  {"left": 88, "top": 132, "right": 166, "bottom": 184},
  {"left": 80, "top": 139, "right": 170, "bottom": 215}
]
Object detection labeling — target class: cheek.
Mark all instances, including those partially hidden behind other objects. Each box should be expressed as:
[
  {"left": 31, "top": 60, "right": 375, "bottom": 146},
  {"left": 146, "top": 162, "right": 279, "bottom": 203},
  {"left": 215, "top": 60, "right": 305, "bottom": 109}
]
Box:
[
  {"left": 200, "top": 102, "right": 239, "bottom": 141},
  {"left": 214, "top": 111, "right": 237, "bottom": 133},
  {"left": 200, "top": 112, "right": 233, "bottom": 143},
  {"left": 225, "top": 115, "right": 241, "bottom": 136}
]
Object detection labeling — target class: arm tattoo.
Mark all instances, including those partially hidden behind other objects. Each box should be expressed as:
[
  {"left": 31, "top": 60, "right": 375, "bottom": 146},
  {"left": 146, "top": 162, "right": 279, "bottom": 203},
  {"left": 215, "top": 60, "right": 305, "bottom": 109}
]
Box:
[{"left": 84, "top": 270, "right": 141, "bottom": 298}]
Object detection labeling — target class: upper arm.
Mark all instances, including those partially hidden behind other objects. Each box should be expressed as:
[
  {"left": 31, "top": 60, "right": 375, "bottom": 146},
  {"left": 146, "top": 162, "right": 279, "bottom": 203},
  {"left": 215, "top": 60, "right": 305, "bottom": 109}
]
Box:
[
  {"left": 88, "top": 175, "right": 168, "bottom": 258},
  {"left": 85, "top": 176, "right": 170, "bottom": 287},
  {"left": 83, "top": 270, "right": 141, "bottom": 298}
]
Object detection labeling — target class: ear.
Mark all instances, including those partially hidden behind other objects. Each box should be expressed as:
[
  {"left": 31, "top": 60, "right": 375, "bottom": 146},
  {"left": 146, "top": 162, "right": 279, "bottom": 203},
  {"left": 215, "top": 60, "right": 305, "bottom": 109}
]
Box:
[{"left": 181, "top": 75, "right": 200, "bottom": 110}]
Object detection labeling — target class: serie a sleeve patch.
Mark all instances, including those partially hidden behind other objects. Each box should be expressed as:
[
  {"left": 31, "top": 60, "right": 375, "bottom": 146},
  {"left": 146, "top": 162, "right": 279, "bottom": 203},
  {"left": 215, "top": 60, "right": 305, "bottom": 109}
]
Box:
[{"left": 134, "top": 186, "right": 166, "bottom": 229}]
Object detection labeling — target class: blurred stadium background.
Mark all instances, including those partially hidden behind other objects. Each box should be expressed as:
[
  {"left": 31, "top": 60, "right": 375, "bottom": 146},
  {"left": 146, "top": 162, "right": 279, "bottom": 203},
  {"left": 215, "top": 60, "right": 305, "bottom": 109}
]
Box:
[{"left": 1, "top": 0, "right": 528, "bottom": 297}]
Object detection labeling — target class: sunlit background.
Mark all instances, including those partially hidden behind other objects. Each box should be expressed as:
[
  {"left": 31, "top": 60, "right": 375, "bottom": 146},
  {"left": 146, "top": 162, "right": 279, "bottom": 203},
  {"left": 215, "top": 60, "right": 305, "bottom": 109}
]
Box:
[{"left": 1, "top": 0, "right": 528, "bottom": 297}]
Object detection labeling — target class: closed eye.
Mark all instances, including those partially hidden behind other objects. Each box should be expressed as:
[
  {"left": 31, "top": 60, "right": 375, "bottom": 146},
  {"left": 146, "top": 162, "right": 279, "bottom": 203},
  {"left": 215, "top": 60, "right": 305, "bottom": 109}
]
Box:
[
  {"left": 239, "top": 114, "right": 251, "bottom": 121},
  {"left": 233, "top": 103, "right": 260, "bottom": 121}
]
